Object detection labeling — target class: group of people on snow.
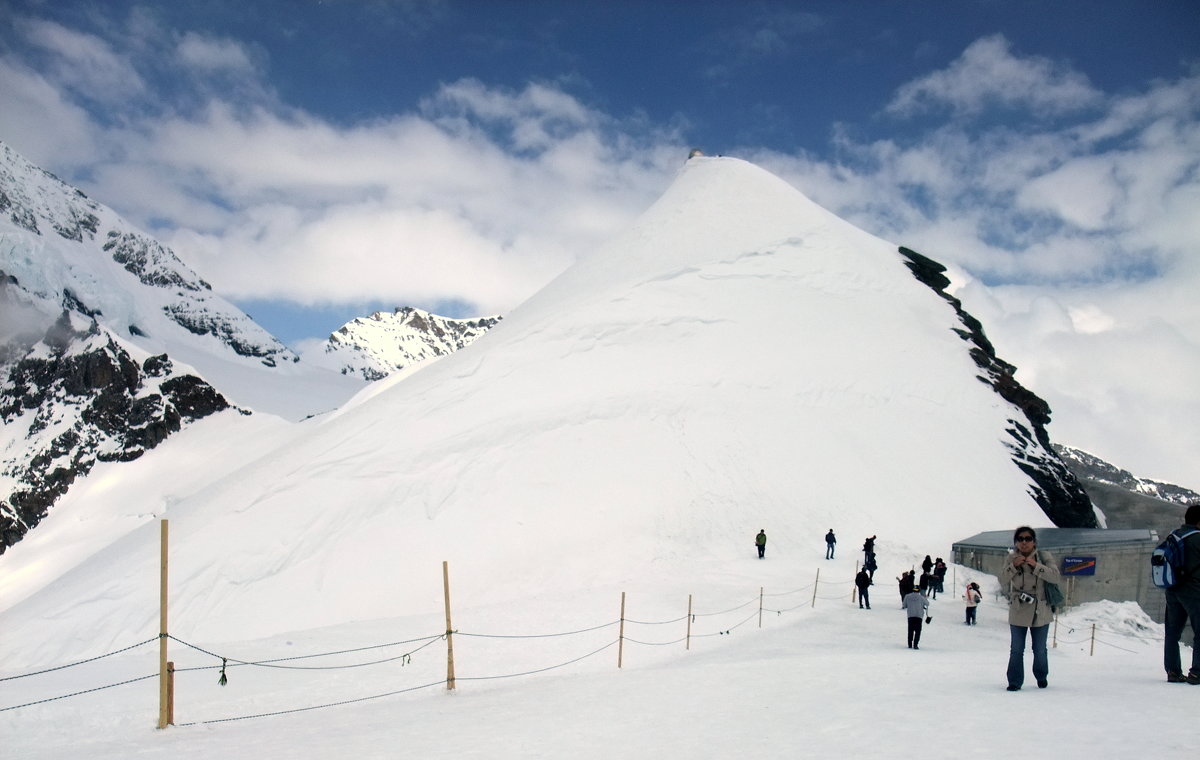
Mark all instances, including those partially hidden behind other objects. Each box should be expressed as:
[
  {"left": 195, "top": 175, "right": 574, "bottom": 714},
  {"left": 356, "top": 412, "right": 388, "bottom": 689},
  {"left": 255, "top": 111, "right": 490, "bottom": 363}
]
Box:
[{"left": 748, "top": 502, "right": 1200, "bottom": 690}]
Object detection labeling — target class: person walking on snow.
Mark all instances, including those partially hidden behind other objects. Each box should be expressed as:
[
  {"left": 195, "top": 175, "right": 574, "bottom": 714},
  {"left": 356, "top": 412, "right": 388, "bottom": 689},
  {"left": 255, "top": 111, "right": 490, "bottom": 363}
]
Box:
[
  {"left": 903, "top": 588, "right": 930, "bottom": 649},
  {"left": 825, "top": 529, "right": 836, "bottom": 559},
  {"left": 755, "top": 529, "right": 767, "bottom": 559},
  {"left": 964, "top": 582, "right": 982, "bottom": 625},
  {"left": 855, "top": 568, "right": 873, "bottom": 609},
  {"left": 863, "top": 535, "right": 876, "bottom": 565}
]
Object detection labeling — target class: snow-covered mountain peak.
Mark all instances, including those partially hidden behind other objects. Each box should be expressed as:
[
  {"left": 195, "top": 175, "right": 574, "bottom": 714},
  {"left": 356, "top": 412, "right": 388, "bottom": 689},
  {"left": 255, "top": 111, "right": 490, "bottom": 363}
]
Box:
[
  {"left": 0, "top": 154, "right": 1093, "bottom": 665},
  {"left": 322, "top": 306, "right": 501, "bottom": 381}
]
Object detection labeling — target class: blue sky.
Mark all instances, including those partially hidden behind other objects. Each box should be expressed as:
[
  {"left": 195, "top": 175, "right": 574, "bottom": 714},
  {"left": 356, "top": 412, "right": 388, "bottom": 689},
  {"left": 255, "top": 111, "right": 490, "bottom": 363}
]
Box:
[{"left": 1, "top": 0, "right": 1199, "bottom": 486}]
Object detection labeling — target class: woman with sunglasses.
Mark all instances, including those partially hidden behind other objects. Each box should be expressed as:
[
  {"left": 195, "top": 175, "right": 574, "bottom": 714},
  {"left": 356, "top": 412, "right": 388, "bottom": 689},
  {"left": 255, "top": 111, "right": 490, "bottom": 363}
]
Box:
[{"left": 1001, "top": 526, "right": 1061, "bottom": 691}]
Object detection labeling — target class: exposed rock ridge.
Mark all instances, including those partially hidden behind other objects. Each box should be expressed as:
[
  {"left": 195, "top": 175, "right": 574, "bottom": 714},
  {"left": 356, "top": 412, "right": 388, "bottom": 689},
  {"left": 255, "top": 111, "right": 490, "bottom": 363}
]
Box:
[
  {"left": 0, "top": 297, "right": 234, "bottom": 553},
  {"left": 898, "top": 246, "right": 1098, "bottom": 528}
]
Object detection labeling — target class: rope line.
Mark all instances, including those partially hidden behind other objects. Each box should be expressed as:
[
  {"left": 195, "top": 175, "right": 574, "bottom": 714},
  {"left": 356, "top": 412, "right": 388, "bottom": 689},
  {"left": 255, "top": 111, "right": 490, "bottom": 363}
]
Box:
[
  {"left": 0, "top": 637, "right": 160, "bottom": 682},
  {"left": 625, "top": 614, "right": 690, "bottom": 626},
  {"left": 691, "top": 610, "right": 760, "bottom": 637},
  {"left": 692, "top": 598, "right": 758, "bottom": 617},
  {"left": 455, "top": 619, "right": 620, "bottom": 639},
  {"left": 0, "top": 673, "right": 157, "bottom": 712},
  {"left": 455, "top": 640, "right": 619, "bottom": 681},
  {"left": 176, "top": 679, "right": 448, "bottom": 726},
  {"left": 762, "top": 585, "right": 812, "bottom": 597},
  {"left": 167, "top": 633, "right": 444, "bottom": 670},
  {"left": 624, "top": 635, "right": 688, "bottom": 647}
]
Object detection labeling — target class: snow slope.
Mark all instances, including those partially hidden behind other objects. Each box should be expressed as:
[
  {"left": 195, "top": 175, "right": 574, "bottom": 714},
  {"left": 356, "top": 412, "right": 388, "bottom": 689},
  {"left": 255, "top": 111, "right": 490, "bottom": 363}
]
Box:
[{"left": 0, "top": 157, "right": 1062, "bottom": 671}]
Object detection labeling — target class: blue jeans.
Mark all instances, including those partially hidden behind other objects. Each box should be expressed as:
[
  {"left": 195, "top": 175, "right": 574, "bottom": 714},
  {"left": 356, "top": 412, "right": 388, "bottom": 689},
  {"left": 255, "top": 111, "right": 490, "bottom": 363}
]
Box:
[
  {"left": 1164, "top": 589, "right": 1200, "bottom": 675},
  {"left": 1007, "top": 624, "right": 1049, "bottom": 688}
]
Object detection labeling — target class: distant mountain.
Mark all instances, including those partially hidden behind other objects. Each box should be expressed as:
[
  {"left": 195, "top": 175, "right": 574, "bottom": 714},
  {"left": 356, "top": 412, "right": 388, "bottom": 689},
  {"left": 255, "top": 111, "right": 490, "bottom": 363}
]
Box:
[
  {"left": 1054, "top": 443, "right": 1197, "bottom": 539},
  {"left": 0, "top": 141, "right": 362, "bottom": 554},
  {"left": 0, "top": 142, "right": 296, "bottom": 368},
  {"left": 1054, "top": 444, "right": 1198, "bottom": 505},
  {"left": 322, "top": 306, "right": 501, "bottom": 381}
]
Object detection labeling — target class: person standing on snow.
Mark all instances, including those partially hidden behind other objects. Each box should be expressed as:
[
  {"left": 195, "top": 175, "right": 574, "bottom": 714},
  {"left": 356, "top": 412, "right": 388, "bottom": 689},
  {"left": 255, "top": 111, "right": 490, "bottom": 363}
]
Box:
[
  {"left": 897, "top": 570, "right": 915, "bottom": 604},
  {"left": 755, "top": 529, "right": 767, "bottom": 559},
  {"left": 964, "top": 582, "right": 982, "bottom": 625},
  {"left": 863, "top": 535, "right": 876, "bottom": 564},
  {"left": 1163, "top": 503, "right": 1200, "bottom": 684},
  {"left": 855, "top": 567, "right": 873, "bottom": 609},
  {"left": 933, "top": 558, "right": 947, "bottom": 598},
  {"left": 903, "top": 587, "right": 930, "bottom": 649},
  {"left": 825, "top": 529, "right": 836, "bottom": 559},
  {"left": 1002, "top": 526, "right": 1061, "bottom": 691}
]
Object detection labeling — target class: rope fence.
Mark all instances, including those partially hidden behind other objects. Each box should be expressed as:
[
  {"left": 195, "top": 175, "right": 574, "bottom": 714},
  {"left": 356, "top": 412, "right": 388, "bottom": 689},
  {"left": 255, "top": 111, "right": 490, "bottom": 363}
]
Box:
[{"left": 1, "top": 553, "right": 1172, "bottom": 726}]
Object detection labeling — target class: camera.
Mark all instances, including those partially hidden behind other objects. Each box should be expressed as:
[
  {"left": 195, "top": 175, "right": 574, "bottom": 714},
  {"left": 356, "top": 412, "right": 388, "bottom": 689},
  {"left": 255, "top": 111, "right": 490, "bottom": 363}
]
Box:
[{"left": 1018, "top": 592, "right": 1036, "bottom": 605}]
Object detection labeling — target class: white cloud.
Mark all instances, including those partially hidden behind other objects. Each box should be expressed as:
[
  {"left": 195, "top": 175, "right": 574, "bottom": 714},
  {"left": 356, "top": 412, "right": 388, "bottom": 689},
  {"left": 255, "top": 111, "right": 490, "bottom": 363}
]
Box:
[
  {"left": 1, "top": 18, "right": 1197, "bottom": 488},
  {"left": 18, "top": 18, "right": 146, "bottom": 104},
  {"left": 886, "top": 34, "right": 1102, "bottom": 118},
  {"left": 175, "top": 32, "right": 258, "bottom": 75}
]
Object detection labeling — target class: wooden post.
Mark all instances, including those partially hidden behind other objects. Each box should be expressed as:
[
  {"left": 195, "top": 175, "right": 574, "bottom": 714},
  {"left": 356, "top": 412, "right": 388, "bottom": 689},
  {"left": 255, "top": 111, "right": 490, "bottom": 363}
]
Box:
[
  {"left": 1052, "top": 616, "right": 1058, "bottom": 648},
  {"left": 852, "top": 560, "right": 859, "bottom": 603},
  {"left": 157, "top": 519, "right": 170, "bottom": 729},
  {"left": 758, "top": 587, "right": 763, "bottom": 628},
  {"left": 811, "top": 568, "right": 819, "bottom": 608},
  {"left": 1090, "top": 623, "right": 1096, "bottom": 656},
  {"left": 618, "top": 592, "right": 626, "bottom": 668},
  {"left": 166, "top": 662, "right": 175, "bottom": 726},
  {"left": 686, "top": 594, "right": 693, "bottom": 651},
  {"left": 442, "top": 561, "right": 455, "bottom": 691}
]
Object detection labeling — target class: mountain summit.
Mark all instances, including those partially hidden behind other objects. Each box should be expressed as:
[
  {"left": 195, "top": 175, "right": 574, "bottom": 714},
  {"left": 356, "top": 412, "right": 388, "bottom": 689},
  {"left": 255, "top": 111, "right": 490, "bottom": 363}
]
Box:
[{"left": 0, "top": 156, "right": 1093, "bottom": 664}]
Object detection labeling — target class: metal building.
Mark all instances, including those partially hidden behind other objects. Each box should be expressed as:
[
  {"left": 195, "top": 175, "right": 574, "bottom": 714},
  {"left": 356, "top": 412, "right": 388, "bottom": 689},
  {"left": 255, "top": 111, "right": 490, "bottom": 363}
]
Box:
[{"left": 951, "top": 528, "right": 1166, "bottom": 621}]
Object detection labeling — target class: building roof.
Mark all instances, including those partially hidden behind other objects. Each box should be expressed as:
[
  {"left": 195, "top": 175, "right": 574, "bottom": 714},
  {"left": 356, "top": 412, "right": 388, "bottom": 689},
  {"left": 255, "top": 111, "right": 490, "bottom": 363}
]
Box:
[{"left": 953, "top": 528, "right": 1159, "bottom": 552}]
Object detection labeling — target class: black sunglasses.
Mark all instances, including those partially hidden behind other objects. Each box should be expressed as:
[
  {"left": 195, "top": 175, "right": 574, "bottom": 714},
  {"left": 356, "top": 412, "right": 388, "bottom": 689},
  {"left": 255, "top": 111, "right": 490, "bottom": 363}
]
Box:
[{"left": 1016, "top": 536, "right": 1035, "bottom": 543}]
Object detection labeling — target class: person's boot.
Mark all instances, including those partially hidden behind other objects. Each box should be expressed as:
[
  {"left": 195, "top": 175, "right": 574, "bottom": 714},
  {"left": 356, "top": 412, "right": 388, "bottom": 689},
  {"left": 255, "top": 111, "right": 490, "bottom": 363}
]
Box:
[
  {"left": 1187, "top": 670, "right": 1200, "bottom": 685},
  {"left": 1166, "top": 671, "right": 1186, "bottom": 683}
]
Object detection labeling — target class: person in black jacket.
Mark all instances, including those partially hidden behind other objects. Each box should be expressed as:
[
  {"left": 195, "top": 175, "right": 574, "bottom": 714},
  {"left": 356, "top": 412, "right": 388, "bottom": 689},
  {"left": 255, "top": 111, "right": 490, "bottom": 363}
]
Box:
[
  {"left": 897, "top": 570, "right": 915, "bottom": 604},
  {"left": 855, "top": 568, "right": 873, "bottom": 609},
  {"left": 1164, "top": 503, "right": 1200, "bottom": 684}
]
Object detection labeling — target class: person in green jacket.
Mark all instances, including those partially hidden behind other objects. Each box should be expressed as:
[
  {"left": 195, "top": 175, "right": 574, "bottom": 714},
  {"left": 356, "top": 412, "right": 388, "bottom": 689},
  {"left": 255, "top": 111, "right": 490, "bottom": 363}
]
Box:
[{"left": 755, "top": 530, "right": 766, "bottom": 559}]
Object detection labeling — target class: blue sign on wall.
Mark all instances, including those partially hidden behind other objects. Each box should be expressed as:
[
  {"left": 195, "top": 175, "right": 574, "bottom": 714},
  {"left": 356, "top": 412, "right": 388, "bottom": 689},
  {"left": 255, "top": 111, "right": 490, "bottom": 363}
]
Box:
[{"left": 1062, "top": 556, "right": 1096, "bottom": 576}]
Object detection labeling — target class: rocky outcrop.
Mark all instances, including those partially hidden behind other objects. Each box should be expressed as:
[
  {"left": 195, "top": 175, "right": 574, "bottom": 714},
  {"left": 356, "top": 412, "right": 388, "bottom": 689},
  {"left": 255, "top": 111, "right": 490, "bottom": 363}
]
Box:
[
  {"left": 0, "top": 310, "right": 233, "bottom": 553},
  {"left": 898, "top": 246, "right": 1098, "bottom": 528}
]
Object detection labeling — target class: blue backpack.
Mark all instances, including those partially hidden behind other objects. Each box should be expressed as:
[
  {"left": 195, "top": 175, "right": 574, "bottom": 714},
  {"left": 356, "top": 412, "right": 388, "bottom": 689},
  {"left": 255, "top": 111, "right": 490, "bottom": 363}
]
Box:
[{"left": 1150, "top": 527, "right": 1200, "bottom": 589}]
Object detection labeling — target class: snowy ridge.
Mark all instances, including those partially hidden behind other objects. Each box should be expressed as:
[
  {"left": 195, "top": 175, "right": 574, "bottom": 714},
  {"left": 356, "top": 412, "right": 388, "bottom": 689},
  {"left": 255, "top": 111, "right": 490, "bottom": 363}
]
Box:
[
  {"left": 0, "top": 156, "right": 1091, "bottom": 669},
  {"left": 1054, "top": 444, "right": 1199, "bottom": 504},
  {"left": 322, "top": 306, "right": 501, "bottom": 381},
  {"left": 0, "top": 142, "right": 293, "bottom": 369}
]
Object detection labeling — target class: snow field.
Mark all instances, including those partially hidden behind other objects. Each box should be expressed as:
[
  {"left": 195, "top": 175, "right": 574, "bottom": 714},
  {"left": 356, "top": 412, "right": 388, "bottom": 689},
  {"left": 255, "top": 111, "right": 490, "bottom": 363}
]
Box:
[{"left": 1, "top": 553, "right": 1192, "bottom": 759}]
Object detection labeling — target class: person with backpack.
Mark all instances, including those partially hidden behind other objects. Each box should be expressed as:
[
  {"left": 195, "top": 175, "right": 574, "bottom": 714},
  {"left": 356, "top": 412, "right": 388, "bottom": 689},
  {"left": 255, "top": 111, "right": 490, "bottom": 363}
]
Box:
[
  {"left": 855, "top": 567, "right": 873, "bottom": 609},
  {"left": 963, "top": 582, "right": 982, "bottom": 625},
  {"left": 1162, "top": 503, "right": 1200, "bottom": 684},
  {"left": 1002, "top": 526, "right": 1061, "bottom": 691},
  {"left": 755, "top": 529, "right": 767, "bottom": 559}
]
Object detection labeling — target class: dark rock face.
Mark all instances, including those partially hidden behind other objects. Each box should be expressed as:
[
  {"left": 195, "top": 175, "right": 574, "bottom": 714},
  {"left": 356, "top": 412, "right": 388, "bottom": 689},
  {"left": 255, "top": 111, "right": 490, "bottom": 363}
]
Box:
[
  {"left": 0, "top": 313, "right": 232, "bottom": 554},
  {"left": 898, "top": 246, "right": 1098, "bottom": 528}
]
